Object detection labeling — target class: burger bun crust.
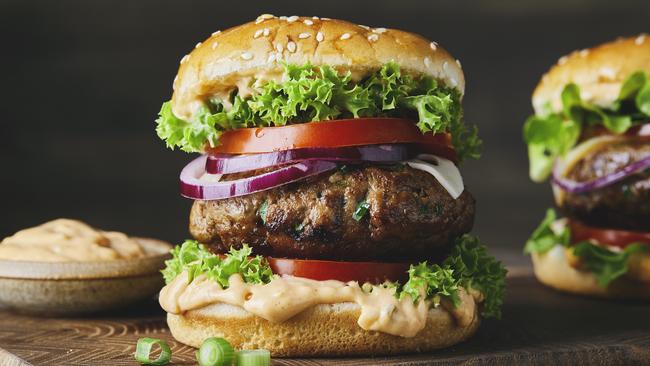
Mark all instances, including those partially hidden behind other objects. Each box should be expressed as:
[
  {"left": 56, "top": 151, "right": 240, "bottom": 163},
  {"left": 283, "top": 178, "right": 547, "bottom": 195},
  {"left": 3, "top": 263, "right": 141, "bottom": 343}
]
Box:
[
  {"left": 171, "top": 15, "right": 464, "bottom": 120},
  {"left": 166, "top": 302, "right": 480, "bottom": 356},
  {"left": 532, "top": 34, "right": 650, "bottom": 115}
]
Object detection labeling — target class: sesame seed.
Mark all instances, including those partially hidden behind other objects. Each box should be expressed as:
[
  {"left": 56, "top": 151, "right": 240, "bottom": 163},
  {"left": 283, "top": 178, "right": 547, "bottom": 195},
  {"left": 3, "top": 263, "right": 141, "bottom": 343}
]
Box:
[
  {"left": 287, "top": 15, "right": 299, "bottom": 23},
  {"left": 267, "top": 53, "right": 276, "bottom": 63},
  {"left": 287, "top": 41, "right": 297, "bottom": 53},
  {"left": 430, "top": 41, "right": 438, "bottom": 51},
  {"left": 276, "top": 43, "right": 284, "bottom": 52},
  {"left": 212, "top": 30, "right": 221, "bottom": 36},
  {"left": 298, "top": 32, "right": 311, "bottom": 39},
  {"left": 254, "top": 29, "right": 264, "bottom": 38},
  {"left": 312, "top": 16, "right": 320, "bottom": 20},
  {"left": 304, "top": 19, "right": 314, "bottom": 26},
  {"left": 456, "top": 59, "right": 462, "bottom": 68},
  {"left": 211, "top": 42, "right": 218, "bottom": 50},
  {"left": 340, "top": 33, "right": 351, "bottom": 40},
  {"left": 368, "top": 34, "right": 379, "bottom": 42},
  {"left": 263, "top": 28, "right": 270, "bottom": 37},
  {"left": 322, "top": 17, "right": 331, "bottom": 20},
  {"left": 316, "top": 32, "right": 324, "bottom": 42},
  {"left": 558, "top": 56, "right": 568, "bottom": 65},
  {"left": 359, "top": 25, "right": 370, "bottom": 30},
  {"left": 257, "top": 13, "right": 275, "bottom": 21},
  {"left": 424, "top": 57, "right": 431, "bottom": 68},
  {"left": 449, "top": 78, "right": 458, "bottom": 87},
  {"left": 195, "top": 42, "right": 202, "bottom": 48},
  {"left": 442, "top": 61, "right": 448, "bottom": 70},
  {"left": 579, "top": 49, "right": 589, "bottom": 57},
  {"left": 635, "top": 34, "right": 646, "bottom": 45},
  {"left": 279, "top": 16, "right": 287, "bottom": 20},
  {"left": 180, "top": 54, "right": 190, "bottom": 64},
  {"left": 373, "top": 27, "right": 387, "bottom": 34},
  {"left": 241, "top": 52, "right": 253, "bottom": 60}
]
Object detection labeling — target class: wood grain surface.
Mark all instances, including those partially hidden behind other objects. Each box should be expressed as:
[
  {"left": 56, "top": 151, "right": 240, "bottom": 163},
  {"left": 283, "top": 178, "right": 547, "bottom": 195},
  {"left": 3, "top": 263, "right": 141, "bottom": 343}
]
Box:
[{"left": 0, "top": 271, "right": 649, "bottom": 366}]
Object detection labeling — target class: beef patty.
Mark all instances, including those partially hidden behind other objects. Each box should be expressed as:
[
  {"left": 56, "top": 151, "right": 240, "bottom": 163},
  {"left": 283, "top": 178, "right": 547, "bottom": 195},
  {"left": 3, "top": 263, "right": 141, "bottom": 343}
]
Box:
[
  {"left": 561, "top": 138, "right": 650, "bottom": 231},
  {"left": 189, "top": 165, "right": 475, "bottom": 261}
]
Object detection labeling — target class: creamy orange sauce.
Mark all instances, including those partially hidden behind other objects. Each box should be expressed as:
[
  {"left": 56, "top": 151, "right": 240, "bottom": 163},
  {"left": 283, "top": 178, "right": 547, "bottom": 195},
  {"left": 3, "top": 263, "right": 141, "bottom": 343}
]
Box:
[
  {"left": 0, "top": 219, "right": 145, "bottom": 262},
  {"left": 159, "top": 271, "right": 480, "bottom": 337}
]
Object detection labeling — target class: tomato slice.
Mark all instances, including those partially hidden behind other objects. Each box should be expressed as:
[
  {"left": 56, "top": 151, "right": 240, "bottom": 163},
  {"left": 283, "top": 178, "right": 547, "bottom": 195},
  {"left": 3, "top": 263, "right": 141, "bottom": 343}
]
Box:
[
  {"left": 267, "top": 257, "right": 411, "bottom": 284},
  {"left": 570, "top": 220, "right": 650, "bottom": 248},
  {"left": 206, "top": 118, "right": 456, "bottom": 161}
]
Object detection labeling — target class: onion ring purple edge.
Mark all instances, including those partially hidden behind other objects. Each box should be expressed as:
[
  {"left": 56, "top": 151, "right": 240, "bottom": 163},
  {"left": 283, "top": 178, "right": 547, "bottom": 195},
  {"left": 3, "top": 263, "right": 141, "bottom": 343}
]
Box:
[
  {"left": 205, "top": 144, "right": 410, "bottom": 174},
  {"left": 180, "top": 155, "right": 338, "bottom": 200},
  {"left": 552, "top": 155, "right": 650, "bottom": 194}
]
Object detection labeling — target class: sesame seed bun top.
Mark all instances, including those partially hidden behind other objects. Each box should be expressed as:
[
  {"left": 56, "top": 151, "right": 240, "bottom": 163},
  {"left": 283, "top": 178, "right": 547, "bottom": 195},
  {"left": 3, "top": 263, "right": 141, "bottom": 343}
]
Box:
[
  {"left": 171, "top": 14, "right": 465, "bottom": 121},
  {"left": 532, "top": 34, "right": 650, "bottom": 115}
]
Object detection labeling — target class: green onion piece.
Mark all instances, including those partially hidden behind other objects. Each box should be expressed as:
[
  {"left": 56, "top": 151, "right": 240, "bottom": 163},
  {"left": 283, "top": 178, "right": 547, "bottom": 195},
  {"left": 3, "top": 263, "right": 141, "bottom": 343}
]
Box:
[
  {"left": 236, "top": 349, "right": 271, "bottom": 366},
  {"left": 352, "top": 200, "right": 370, "bottom": 221},
  {"left": 196, "top": 337, "right": 234, "bottom": 366},
  {"left": 134, "top": 337, "right": 172, "bottom": 366}
]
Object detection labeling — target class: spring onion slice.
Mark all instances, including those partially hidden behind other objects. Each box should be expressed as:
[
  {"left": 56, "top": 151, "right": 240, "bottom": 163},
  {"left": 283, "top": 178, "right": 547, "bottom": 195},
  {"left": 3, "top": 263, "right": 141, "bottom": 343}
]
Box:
[
  {"left": 134, "top": 337, "right": 172, "bottom": 366},
  {"left": 235, "top": 349, "right": 271, "bottom": 366},
  {"left": 196, "top": 337, "right": 234, "bottom": 366}
]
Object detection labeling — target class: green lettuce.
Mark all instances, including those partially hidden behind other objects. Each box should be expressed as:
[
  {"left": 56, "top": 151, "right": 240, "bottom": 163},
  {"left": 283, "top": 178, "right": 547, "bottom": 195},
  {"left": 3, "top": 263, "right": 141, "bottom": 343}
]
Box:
[
  {"left": 523, "top": 71, "right": 650, "bottom": 182},
  {"left": 162, "top": 235, "right": 506, "bottom": 319},
  {"left": 524, "top": 208, "right": 570, "bottom": 254},
  {"left": 161, "top": 240, "right": 273, "bottom": 287},
  {"left": 524, "top": 208, "right": 649, "bottom": 287},
  {"left": 400, "top": 234, "right": 507, "bottom": 319},
  {"left": 573, "top": 242, "right": 648, "bottom": 287},
  {"left": 156, "top": 62, "right": 481, "bottom": 161}
]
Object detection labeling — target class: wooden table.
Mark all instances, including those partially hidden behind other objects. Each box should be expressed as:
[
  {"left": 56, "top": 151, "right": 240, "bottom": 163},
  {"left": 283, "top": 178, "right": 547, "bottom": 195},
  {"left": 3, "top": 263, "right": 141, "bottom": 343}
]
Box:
[{"left": 0, "top": 269, "right": 648, "bottom": 366}]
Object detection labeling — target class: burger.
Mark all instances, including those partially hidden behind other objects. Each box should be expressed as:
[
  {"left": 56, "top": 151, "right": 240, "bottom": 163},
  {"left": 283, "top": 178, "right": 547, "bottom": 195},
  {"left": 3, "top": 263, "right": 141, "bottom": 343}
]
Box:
[
  {"left": 155, "top": 14, "right": 506, "bottom": 356},
  {"left": 523, "top": 35, "right": 650, "bottom": 299}
]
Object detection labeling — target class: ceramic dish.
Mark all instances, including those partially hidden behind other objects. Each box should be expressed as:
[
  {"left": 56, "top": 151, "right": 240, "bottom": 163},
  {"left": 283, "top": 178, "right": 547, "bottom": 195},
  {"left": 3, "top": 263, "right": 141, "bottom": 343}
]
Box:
[{"left": 0, "top": 238, "right": 171, "bottom": 315}]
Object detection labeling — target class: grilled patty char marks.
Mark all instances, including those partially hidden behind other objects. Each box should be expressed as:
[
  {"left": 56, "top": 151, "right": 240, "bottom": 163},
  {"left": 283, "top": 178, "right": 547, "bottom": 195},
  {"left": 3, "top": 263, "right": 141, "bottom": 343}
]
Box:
[
  {"left": 562, "top": 139, "right": 650, "bottom": 231},
  {"left": 189, "top": 165, "right": 475, "bottom": 261}
]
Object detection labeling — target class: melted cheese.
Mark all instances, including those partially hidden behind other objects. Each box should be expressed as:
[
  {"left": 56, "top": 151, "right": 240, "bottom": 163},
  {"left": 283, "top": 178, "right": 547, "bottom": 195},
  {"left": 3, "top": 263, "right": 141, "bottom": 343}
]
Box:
[
  {"left": 159, "top": 272, "right": 480, "bottom": 338},
  {"left": 0, "top": 219, "right": 145, "bottom": 262}
]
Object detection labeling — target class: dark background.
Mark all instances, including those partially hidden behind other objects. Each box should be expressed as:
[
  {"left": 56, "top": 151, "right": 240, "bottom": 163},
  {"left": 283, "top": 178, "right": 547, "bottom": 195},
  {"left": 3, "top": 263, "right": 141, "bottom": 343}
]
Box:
[{"left": 1, "top": 0, "right": 649, "bottom": 265}]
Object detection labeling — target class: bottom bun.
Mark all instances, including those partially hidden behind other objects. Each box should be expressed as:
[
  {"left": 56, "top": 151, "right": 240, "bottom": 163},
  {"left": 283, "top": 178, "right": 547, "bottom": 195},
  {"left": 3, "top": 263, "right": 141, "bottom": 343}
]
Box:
[
  {"left": 531, "top": 245, "right": 650, "bottom": 300},
  {"left": 167, "top": 302, "right": 481, "bottom": 356}
]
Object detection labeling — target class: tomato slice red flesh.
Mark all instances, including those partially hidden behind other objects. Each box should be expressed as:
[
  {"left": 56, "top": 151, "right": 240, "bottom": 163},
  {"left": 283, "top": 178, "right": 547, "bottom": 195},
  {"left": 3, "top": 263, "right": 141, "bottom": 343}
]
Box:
[
  {"left": 570, "top": 220, "right": 650, "bottom": 249},
  {"left": 205, "top": 118, "right": 456, "bottom": 162},
  {"left": 267, "top": 257, "right": 411, "bottom": 284}
]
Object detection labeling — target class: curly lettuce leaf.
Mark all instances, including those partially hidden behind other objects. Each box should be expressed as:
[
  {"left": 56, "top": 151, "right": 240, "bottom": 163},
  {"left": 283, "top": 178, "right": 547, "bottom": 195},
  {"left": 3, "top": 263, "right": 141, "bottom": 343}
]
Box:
[
  {"left": 524, "top": 209, "right": 571, "bottom": 254},
  {"left": 161, "top": 240, "right": 273, "bottom": 287},
  {"left": 572, "top": 242, "right": 648, "bottom": 287},
  {"left": 523, "top": 71, "right": 650, "bottom": 182},
  {"left": 156, "top": 62, "right": 481, "bottom": 161},
  {"left": 400, "top": 234, "right": 507, "bottom": 319}
]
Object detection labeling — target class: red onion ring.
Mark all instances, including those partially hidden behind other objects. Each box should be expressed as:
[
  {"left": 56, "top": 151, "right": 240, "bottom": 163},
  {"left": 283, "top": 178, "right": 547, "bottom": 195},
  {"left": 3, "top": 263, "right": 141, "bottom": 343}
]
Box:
[
  {"left": 205, "top": 144, "right": 411, "bottom": 174},
  {"left": 552, "top": 155, "right": 650, "bottom": 194},
  {"left": 180, "top": 155, "right": 337, "bottom": 200}
]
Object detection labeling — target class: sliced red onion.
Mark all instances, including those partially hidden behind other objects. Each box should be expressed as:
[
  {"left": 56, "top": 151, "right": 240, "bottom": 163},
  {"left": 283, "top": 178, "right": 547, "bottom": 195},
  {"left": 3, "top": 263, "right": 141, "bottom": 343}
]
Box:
[
  {"left": 552, "top": 155, "right": 650, "bottom": 194},
  {"left": 180, "top": 155, "right": 337, "bottom": 200},
  {"left": 205, "top": 144, "right": 411, "bottom": 174}
]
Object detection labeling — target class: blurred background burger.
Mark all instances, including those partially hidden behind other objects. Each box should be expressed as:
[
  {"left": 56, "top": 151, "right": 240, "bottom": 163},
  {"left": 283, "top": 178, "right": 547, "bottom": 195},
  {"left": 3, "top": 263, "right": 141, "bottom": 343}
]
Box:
[{"left": 523, "top": 35, "right": 650, "bottom": 299}]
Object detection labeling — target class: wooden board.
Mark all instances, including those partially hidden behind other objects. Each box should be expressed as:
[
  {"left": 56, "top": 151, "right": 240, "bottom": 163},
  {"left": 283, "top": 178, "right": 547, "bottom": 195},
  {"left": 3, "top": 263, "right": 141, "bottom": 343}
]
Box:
[{"left": 0, "top": 272, "right": 649, "bottom": 366}]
